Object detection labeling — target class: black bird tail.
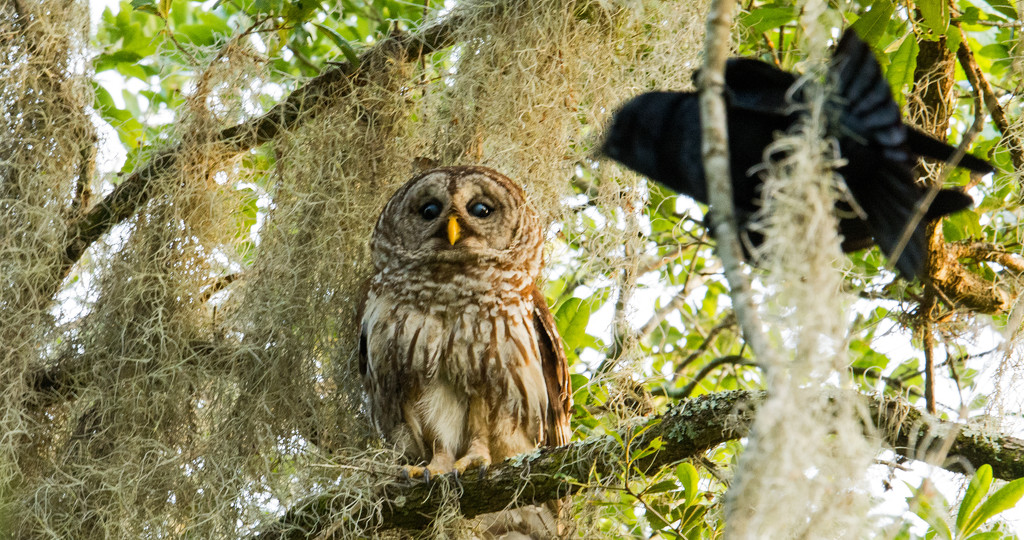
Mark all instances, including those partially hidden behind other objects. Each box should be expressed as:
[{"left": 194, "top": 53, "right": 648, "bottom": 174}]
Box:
[
  {"left": 858, "top": 175, "right": 974, "bottom": 277},
  {"left": 906, "top": 126, "right": 995, "bottom": 174},
  {"left": 856, "top": 166, "right": 929, "bottom": 277},
  {"left": 831, "top": 29, "right": 980, "bottom": 277},
  {"left": 927, "top": 189, "right": 974, "bottom": 220},
  {"left": 832, "top": 30, "right": 994, "bottom": 172}
]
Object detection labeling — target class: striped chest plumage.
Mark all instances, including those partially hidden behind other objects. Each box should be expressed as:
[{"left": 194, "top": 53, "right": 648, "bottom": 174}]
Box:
[
  {"left": 361, "top": 262, "right": 549, "bottom": 458},
  {"left": 359, "top": 166, "right": 570, "bottom": 478}
]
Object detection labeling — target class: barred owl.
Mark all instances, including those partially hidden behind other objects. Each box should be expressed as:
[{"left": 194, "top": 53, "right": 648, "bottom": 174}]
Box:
[{"left": 359, "top": 166, "right": 572, "bottom": 483}]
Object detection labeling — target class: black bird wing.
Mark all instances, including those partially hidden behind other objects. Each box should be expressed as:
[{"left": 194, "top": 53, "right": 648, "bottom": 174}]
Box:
[
  {"left": 830, "top": 28, "right": 977, "bottom": 276},
  {"left": 720, "top": 58, "right": 799, "bottom": 114},
  {"left": 601, "top": 28, "right": 989, "bottom": 278}
]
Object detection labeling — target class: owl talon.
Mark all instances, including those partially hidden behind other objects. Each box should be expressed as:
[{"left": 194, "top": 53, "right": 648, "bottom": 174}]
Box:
[
  {"left": 422, "top": 468, "right": 432, "bottom": 484},
  {"left": 400, "top": 465, "right": 428, "bottom": 482},
  {"left": 477, "top": 463, "right": 489, "bottom": 481},
  {"left": 454, "top": 454, "right": 491, "bottom": 477}
]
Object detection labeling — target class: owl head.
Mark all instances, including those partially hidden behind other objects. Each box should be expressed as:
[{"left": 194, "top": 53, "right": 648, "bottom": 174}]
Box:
[{"left": 370, "top": 166, "right": 543, "bottom": 276}]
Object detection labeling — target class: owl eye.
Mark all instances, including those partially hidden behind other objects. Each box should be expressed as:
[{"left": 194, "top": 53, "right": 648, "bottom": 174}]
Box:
[
  {"left": 467, "top": 201, "right": 493, "bottom": 218},
  {"left": 419, "top": 201, "right": 442, "bottom": 220}
]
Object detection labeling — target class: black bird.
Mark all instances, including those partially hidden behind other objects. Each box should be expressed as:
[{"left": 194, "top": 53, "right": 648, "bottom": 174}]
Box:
[{"left": 601, "top": 29, "right": 993, "bottom": 278}]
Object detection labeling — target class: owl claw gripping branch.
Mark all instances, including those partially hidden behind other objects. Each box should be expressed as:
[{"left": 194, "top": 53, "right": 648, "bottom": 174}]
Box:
[{"left": 359, "top": 166, "right": 572, "bottom": 503}]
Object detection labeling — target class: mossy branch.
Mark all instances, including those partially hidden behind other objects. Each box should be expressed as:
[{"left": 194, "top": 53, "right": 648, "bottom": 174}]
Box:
[
  {"left": 255, "top": 390, "right": 1024, "bottom": 537},
  {"left": 59, "top": 15, "right": 461, "bottom": 284}
]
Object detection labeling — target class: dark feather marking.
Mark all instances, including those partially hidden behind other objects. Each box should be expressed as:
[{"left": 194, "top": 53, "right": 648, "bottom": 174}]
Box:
[
  {"left": 406, "top": 325, "right": 421, "bottom": 372},
  {"left": 600, "top": 28, "right": 991, "bottom": 278}
]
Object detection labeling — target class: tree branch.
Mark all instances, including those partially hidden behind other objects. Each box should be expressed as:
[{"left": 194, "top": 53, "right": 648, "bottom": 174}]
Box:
[
  {"left": 955, "top": 27, "right": 1024, "bottom": 171},
  {"left": 654, "top": 354, "right": 756, "bottom": 400},
  {"left": 949, "top": 241, "right": 1024, "bottom": 273},
  {"left": 910, "top": 28, "right": 1012, "bottom": 315},
  {"left": 699, "top": 0, "right": 773, "bottom": 364},
  {"left": 59, "top": 15, "right": 462, "bottom": 284},
  {"left": 255, "top": 390, "right": 1024, "bottom": 538},
  {"left": 671, "top": 312, "right": 736, "bottom": 376},
  {"left": 929, "top": 224, "right": 1013, "bottom": 313}
]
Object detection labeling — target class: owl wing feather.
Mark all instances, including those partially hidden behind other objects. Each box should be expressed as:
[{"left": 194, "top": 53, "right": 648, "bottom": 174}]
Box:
[
  {"left": 357, "top": 288, "right": 406, "bottom": 440},
  {"left": 531, "top": 286, "right": 572, "bottom": 447}
]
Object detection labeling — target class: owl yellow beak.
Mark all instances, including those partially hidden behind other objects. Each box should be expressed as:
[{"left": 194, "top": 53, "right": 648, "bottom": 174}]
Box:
[{"left": 447, "top": 215, "right": 461, "bottom": 245}]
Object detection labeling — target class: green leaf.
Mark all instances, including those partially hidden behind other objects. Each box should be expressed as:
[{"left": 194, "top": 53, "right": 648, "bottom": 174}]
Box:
[
  {"left": 738, "top": 7, "right": 795, "bottom": 35},
  {"left": 979, "top": 0, "right": 1017, "bottom": 19},
  {"left": 177, "top": 14, "right": 230, "bottom": 47},
  {"left": 236, "top": 189, "right": 259, "bottom": 235},
  {"left": 918, "top": 0, "right": 949, "bottom": 34},
  {"left": 313, "top": 22, "right": 361, "bottom": 67},
  {"left": 851, "top": 0, "right": 895, "bottom": 46},
  {"left": 957, "top": 464, "right": 993, "bottom": 534},
  {"left": 962, "top": 477, "right": 1024, "bottom": 535},
  {"left": 95, "top": 50, "right": 144, "bottom": 72},
  {"left": 965, "top": 532, "right": 1004, "bottom": 540},
  {"left": 978, "top": 43, "right": 1010, "bottom": 64},
  {"left": 554, "top": 297, "right": 599, "bottom": 351},
  {"left": 944, "top": 25, "right": 961, "bottom": 55},
  {"left": 645, "top": 503, "right": 670, "bottom": 530},
  {"left": 176, "top": 24, "right": 213, "bottom": 45},
  {"left": 644, "top": 480, "right": 679, "bottom": 494},
  {"left": 197, "top": 11, "right": 231, "bottom": 36},
  {"left": 884, "top": 34, "right": 918, "bottom": 107},
  {"left": 675, "top": 462, "right": 699, "bottom": 506},
  {"left": 130, "top": 0, "right": 159, "bottom": 15},
  {"left": 92, "top": 83, "right": 144, "bottom": 148},
  {"left": 957, "top": 7, "right": 982, "bottom": 25},
  {"left": 909, "top": 483, "right": 953, "bottom": 540},
  {"left": 943, "top": 210, "right": 982, "bottom": 242},
  {"left": 676, "top": 504, "right": 708, "bottom": 534}
]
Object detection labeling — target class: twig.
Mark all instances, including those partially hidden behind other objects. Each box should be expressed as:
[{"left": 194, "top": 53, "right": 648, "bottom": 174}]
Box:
[
  {"left": 922, "top": 308, "right": 937, "bottom": 415},
  {"left": 636, "top": 244, "right": 689, "bottom": 276},
  {"left": 636, "top": 246, "right": 715, "bottom": 343},
  {"left": 850, "top": 366, "right": 925, "bottom": 400},
  {"left": 672, "top": 312, "right": 736, "bottom": 376},
  {"left": 949, "top": 241, "right": 1024, "bottom": 273},
  {"left": 952, "top": 17, "right": 1024, "bottom": 28},
  {"left": 664, "top": 355, "right": 757, "bottom": 400},
  {"left": 761, "top": 31, "right": 781, "bottom": 67},
  {"left": 163, "top": 24, "right": 201, "bottom": 66},
  {"left": 955, "top": 27, "right": 1024, "bottom": 171},
  {"left": 700, "top": 0, "right": 774, "bottom": 364},
  {"left": 198, "top": 272, "right": 242, "bottom": 303},
  {"left": 69, "top": 133, "right": 96, "bottom": 216}
]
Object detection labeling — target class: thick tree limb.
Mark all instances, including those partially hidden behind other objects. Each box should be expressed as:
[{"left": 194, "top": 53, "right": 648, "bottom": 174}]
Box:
[
  {"left": 255, "top": 390, "right": 1024, "bottom": 538},
  {"left": 58, "top": 16, "right": 461, "bottom": 283},
  {"left": 929, "top": 225, "right": 1013, "bottom": 313}
]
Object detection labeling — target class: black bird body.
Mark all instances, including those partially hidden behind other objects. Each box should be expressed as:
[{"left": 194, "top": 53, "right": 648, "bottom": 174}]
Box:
[{"left": 601, "top": 29, "right": 993, "bottom": 277}]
